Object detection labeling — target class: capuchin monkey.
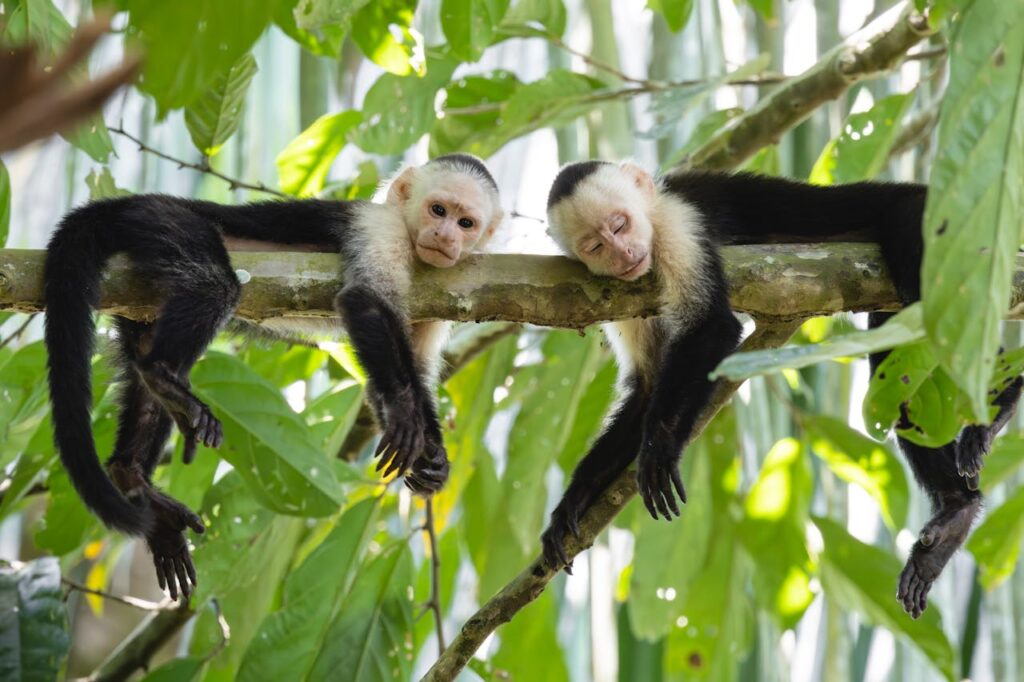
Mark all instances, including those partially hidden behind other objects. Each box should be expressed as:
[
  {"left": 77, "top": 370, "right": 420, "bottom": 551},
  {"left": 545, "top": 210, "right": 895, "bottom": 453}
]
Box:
[
  {"left": 541, "top": 160, "right": 1022, "bottom": 619},
  {"left": 44, "top": 154, "right": 503, "bottom": 600}
]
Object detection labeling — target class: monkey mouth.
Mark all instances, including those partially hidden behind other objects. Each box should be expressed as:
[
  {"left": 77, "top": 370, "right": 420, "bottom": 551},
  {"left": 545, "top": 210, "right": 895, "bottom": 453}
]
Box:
[
  {"left": 618, "top": 254, "right": 650, "bottom": 280},
  {"left": 416, "top": 243, "right": 459, "bottom": 267}
]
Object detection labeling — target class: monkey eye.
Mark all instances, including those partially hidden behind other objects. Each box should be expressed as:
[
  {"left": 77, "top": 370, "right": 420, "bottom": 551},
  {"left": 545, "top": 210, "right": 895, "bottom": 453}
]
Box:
[
  {"left": 587, "top": 243, "right": 603, "bottom": 255},
  {"left": 458, "top": 217, "right": 474, "bottom": 229},
  {"left": 612, "top": 216, "right": 627, "bottom": 234},
  {"left": 431, "top": 203, "right": 446, "bottom": 217}
]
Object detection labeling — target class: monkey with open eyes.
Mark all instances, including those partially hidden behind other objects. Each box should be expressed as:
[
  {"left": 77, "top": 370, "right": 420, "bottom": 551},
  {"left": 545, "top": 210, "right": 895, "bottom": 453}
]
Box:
[
  {"left": 541, "top": 160, "right": 1022, "bottom": 619},
  {"left": 44, "top": 154, "right": 504, "bottom": 600}
]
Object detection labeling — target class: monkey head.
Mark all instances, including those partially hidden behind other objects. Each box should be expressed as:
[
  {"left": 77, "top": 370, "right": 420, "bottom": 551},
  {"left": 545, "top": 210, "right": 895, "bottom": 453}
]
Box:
[
  {"left": 546, "top": 161, "right": 656, "bottom": 281},
  {"left": 387, "top": 154, "right": 504, "bottom": 268}
]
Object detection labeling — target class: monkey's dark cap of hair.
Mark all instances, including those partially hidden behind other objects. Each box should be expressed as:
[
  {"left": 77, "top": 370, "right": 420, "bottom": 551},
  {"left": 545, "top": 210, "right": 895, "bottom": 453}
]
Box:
[
  {"left": 429, "top": 153, "right": 498, "bottom": 192},
  {"left": 546, "top": 160, "right": 610, "bottom": 209}
]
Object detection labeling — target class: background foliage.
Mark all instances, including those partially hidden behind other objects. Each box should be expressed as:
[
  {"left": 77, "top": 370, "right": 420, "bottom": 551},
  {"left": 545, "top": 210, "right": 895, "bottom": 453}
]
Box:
[{"left": 1, "top": 0, "right": 1023, "bottom": 680}]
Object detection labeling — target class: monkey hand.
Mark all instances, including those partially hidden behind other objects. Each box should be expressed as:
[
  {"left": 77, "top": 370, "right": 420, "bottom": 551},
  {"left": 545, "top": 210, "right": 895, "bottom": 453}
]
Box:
[
  {"left": 405, "top": 436, "right": 449, "bottom": 495},
  {"left": 144, "top": 489, "right": 205, "bottom": 601},
  {"left": 375, "top": 386, "right": 428, "bottom": 481},
  {"left": 541, "top": 502, "right": 582, "bottom": 574},
  {"left": 637, "top": 425, "right": 686, "bottom": 521}
]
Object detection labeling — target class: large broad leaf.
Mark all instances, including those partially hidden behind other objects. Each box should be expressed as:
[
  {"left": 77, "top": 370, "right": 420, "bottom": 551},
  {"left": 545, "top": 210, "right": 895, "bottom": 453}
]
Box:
[
  {"left": 921, "top": 0, "right": 1024, "bottom": 421},
  {"left": 491, "top": 591, "right": 568, "bottom": 681},
  {"left": 814, "top": 517, "right": 955, "bottom": 681},
  {"left": 276, "top": 110, "right": 363, "bottom": 197},
  {"left": 979, "top": 433, "right": 1024, "bottom": 491},
  {"left": 274, "top": 0, "right": 347, "bottom": 57},
  {"left": 0, "top": 342, "right": 50, "bottom": 470},
  {"left": 2, "top": 0, "right": 113, "bottom": 161},
  {"left": 736, "top": 438, "right": 814, "bottom": 628},
  {"left": 293, "top": 0, "right": 371, "bottom": 31},
  {"left": 810, "top": 93, "right": 912, "bottom": 184},
  {"left": 350, "top": 57, "right": 458, "bottom": 155},
  {"left": 190, "top": 352, "right": 348, "bottom": 517},
  {"left": 713, "top": 304, "right": 925, "bottom": 381},
  {"left": 0, "top": 160, "right": 9, "bottom": 246},
  {"left": 351, "top": 0, "right": 423, "bottom": 76},
  {"left": 0, "top": 557, "right": 70, "bottom": 681},
  {"left": 126, "top": 0, "right": 277, "bottom": 114},
  {"left": 33, "top": 469, "right": 95, "bottom": 555},
  {"left": 237, "top": 499, "right": 379, "bottom": 682},
  {"left": 805, "top": 416, "right": 909, "bottom": 530},
  {"left": 441, "top": 0, "right": 511, "bottom": 62},
  {"left": 647, "top": 0, "right": 694, "bottom": 32},
  {"left": 499, "top": 0, "right": 567, "bottom": 37},
  {"left": 305, "top": 542, "right": 415, "bottom": 682},
  {"left": 429, "top": 70, "right": 523, "bottom": 158},
  {"left": 303, "top": 383, "right": 365, "bottom": 458},
  {"left": 185, "top": 53, "right": 259, "bottom": 157},
  {"left": 967, "top": 486, "right": 1024, "bottom": 590},
  {"left": 628, "top": 436, "right": 713, "bottom": 639}
]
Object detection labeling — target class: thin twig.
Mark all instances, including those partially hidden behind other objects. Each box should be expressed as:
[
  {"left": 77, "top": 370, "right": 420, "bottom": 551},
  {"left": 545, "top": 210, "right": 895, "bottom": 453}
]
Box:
[
  {"left": 204, "top": 598, "right": 231, "bottom": 662},
  {"left": 0, "top": 313, "right": 35, "bottom": 351},
  {"left": 108, "top": 125, "right": 289, "bottom": 199},
  {"left": 61, "top": 576, "right": 165, "bottom": 611},
  {"left": 509, "top": 210, "right": 546, "bottom": 224},
  {"left": 423, "top": 498, "right": 446, "bottom": 652},
  {"left": 89, "top": 602, "right": 194, "bottom": 682},
  {"left": 904, "top": 45, "right": 947, "bottom": 61}
]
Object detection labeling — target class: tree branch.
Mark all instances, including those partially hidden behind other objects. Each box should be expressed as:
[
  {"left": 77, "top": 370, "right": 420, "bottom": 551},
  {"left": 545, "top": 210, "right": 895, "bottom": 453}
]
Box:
[
  {"left": 88, "top": 602, "right": 194, "bottom": 682},
  {"left": 683, "top": 4, "right": 935, "bottom": 170},
  {"left": 421, "top": 319, "right": 804, "bottom": 681}
]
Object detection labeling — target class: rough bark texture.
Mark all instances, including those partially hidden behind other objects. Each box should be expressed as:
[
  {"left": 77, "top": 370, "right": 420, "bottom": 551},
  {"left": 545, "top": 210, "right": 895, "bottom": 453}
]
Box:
[{"left": 0, "top": 243, "right": 934, "bottom": 324}]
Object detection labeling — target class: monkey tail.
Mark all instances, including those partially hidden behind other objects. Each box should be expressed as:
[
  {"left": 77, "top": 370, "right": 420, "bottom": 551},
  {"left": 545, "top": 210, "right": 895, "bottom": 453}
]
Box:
[{"left": 43, "top": 201, "right": 153, "bottom": 537}]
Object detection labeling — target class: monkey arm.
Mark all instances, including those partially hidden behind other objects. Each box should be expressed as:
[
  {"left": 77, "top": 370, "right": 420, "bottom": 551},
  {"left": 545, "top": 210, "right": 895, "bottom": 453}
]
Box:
[
  {"left": 541, "top": 378, "right": 648, "bottom": 571},
  {"left": 636, "top": 303, "right": 741, "bottom": 520}
]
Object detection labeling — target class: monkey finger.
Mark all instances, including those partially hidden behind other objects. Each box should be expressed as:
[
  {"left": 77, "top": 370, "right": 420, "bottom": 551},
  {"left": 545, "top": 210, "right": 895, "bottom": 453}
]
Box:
[
  {"left": 662, "top": 483, "right": 681, "bottom": 517},
  {"left": 375, "top": 427, "right": 397, "bottom": 459},
  {"left": 640, "top": 487, "right": 660, "bottom": 521},
  {"left": 184, "top": 509, "right": 205, "bottom": 534},
  {"left": 567, "top": 515, "right": 581, "bottom": 540},
  {"left": 174, "top": 557, "right": 191, "bottom": 599},
  {"left": 182, "top": 438, "right": 197, "bottom": 465},
  {"left": 213, "top": 420, "right": 224, "bottom": 448},
  {"left": 184, "top": 553, "right": 198, "bottom": 587},
  {"left": 966, "top": 474, "right": 980, "bottom": 491},
  {"left": 162, "top": 557, "right": 179, "bottom": 600},
  {"left": 563, "top": 560, "right": 574, "bottom": 576},
  {"left": 671, "top": 470, "right": 687, "bottom": 506},
  {"left": 153, "top": 556, "right": 167, "bottom": 591}
]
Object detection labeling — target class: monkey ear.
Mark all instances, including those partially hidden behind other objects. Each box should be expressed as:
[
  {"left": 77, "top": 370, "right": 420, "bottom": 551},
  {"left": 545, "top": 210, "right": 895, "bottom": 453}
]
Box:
[
  {"left": 620, "top": 162, "right": 656, "bottom": 198},
  {"left": 476, "top": 208, "right": 505, "bottom": 250},
  {"left": 387, "top": 166, "right": 419, "bottom": 205}
]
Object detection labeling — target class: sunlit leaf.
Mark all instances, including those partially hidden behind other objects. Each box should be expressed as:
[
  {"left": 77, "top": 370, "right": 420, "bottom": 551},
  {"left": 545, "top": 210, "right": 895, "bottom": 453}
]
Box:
[
  {"left": 276, "top": 110, "right": 363, "bottom": 197},
  {"left": 659, "top": 108, "right": 742, "bottom": 171},
  {"left": 805, "top": 416, "right": 909, "bottom": 529},
  {"left": 0, "top": 557, "right": 70, "bottom": 681},
  {"left": 647, "top": 0, "right": 693, "bottom": 32},
  {"left": 0, "top": 342, "right": 51, "bottom": 468},
  {"left": 713, "top": 305, "right": 924, "bottom": 381},
  {"left": 85, "top": 168, "right": 131, "bottom": 201},
  {"left": 815, "top": 517, "right": 955, "bottom": 681},
  {"left": 190, "top": 352, "right": 349, "bottom": 517},
  {"left": 351, "top": 0, "right": 423, "bottom": 76},
  {"left": 979, "top": 432, "right": 1024, "bottom": 491},
  {"left": 293, "top": 0, "right": 370, "bottom": 31},
  {"left": 921, "top": 0, "right": 1024, "bottom": 421},
  {"left": 500, "top": 0, "right": 567, "bottom": 37},
  {"left": 185, "top": 53, "right": 259, "bottom": 157},
  {"left": 809, "top": 93, "right": 912, "bottom": 184},
  {"left": 441, "top": 0, "right": 511, "bottom": 62},
  {"left": 737, "top": 438, "right": 814, "bottom": 628},
  {"left": 967, "top": 486, "right": 1024, "bottom": 590}
]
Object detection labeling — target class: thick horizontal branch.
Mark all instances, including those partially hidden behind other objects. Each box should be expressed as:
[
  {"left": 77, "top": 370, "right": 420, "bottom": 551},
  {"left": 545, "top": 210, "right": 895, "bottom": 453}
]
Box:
[{"left": 0, "top": 243, "right": 929, "bottom": 326}]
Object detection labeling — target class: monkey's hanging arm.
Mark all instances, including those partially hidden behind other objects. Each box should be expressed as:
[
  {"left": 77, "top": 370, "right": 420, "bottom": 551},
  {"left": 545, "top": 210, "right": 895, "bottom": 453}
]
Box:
[{"left": 10, "top": 244, "right": 1024, "bottom": 325}]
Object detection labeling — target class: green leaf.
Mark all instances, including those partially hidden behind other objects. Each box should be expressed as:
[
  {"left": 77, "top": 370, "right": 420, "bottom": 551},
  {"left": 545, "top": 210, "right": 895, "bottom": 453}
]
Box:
[
  {"left": 238, "top": 499, "right": 379, "bottom": 682},
  {"left": 184, "top": 53, "right": 258, "bottom": 157},
  {"left": 274, "top": 0, "right": 346, "bottom": 57},
  {"left": 658, "top": 108, "right": 743, "bottom": 172},
  {"left": 138, "top": 656, "right": 205, "bottom": 682},
  {"left": 814, "top": 517, "right": 955, "bottom": 681},
  {"left": 126, "top": 0, "right": 277, "bottom": 114},
  {"left": 647, "top": 0, "right": 693, "bottom": 32},
  {"left": 967, "top": 486, "right": 1024, "bottom": 589},
  {"left": 276, "top": 110, "right": 363, "bottom": 197},
  {"left": 713, "top": 304, "right": 925, "bottom": 381},
  {"left": 351, "top": 0, "right": 423, "bottom": 76},
  {"left": 190, "top": 352, "right": 348, "bottom": 517},
  {"left": 978, "top": 432, "right": 1024, "bottom": 491},
  {"left": 0, "top": 342, "right": 51, "bottom": 469},
  {"left": 500, "top": 0, "right": 567, "bottom": 37},
  {"left": 321, "top": 160, "right": 381, "bottom": 201},
  {"left": 351, "top": 57, "right": 458, "bottom": 155},
  {"left": 628, "top": 435, "right": 713, "bottom": 639},
  {"left": 293, "top": 0, "right": 370, "bottom": 31},
  {"left": 85, "top": 168, "right": 131, "bottom": 200},
  {"left": 492, "top": 591, "right": 568, "bottom": 681},
  {"left": 306, "top": 542, "right": 415, "bottom": 682},
  {"left": 921, "top": 0, "right": 1024, "bottom": 421},
  {"left": 441, "top": 0, "right": 511, "bottom": 62},
  {"left": 429, "top": 70, "right": 522, "bottom": 158},
  {"left": 3, "top": 0, "right": 114, "bottom": 161},
  {"left": 737, "top": 438, "right": 814, "bottom": 628},
  {"left": 33, "top": 468, "right": 96, "bottom": 555},
  {"left": 0, "top": 557, "right": 70, "bottom": 681},
  {"left": 0, "top": 160, "right": 9, "bottom": 247},
  {"left": 809, "top": 93, "right": 912, "bottom": 184},
  {"left": 805, "top": 416, "right": 909, "bottom": 529},
  {"left": 303, "top": 383, "right": 365, "bottom": 458}
]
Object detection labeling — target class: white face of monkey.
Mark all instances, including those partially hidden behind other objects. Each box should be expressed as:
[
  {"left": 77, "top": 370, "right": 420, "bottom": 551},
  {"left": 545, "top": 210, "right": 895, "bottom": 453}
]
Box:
[
  {"left": 387, "top": 165, "right": 503, "bottom": 268},
  {"left": 547, "top": 163, "right": 657, "bottom": 281}
]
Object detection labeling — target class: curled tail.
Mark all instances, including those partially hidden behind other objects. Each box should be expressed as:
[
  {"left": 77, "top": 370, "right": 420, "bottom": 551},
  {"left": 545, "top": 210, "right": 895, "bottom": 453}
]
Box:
[{"left": 44, "top": 201, "right": 152, "bottom": 536}]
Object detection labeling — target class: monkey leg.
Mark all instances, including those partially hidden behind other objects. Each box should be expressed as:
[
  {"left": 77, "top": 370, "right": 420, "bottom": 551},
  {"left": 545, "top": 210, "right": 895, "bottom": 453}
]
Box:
[
  {"left": 135, "top": 273, "right": 239, "bottom": 463},
  {"left": 955, "top": 376, "right": 1024, "bottom": 483}
]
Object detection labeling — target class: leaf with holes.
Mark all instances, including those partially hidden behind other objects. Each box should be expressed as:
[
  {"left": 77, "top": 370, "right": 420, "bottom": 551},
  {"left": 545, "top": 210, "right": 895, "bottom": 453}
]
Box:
[
  {"left": 810, "top": 93, "right": 912, "bottom": 184},
  {"left": 185, "top": 53, "right": 258, "bottom": 156}
]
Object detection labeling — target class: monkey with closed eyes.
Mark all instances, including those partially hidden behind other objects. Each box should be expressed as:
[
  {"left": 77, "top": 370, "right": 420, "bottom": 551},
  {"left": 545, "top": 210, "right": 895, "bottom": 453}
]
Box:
[
  {"left": 44, "top": 154, "right": 504, "bottom": 599},
  {"left": 542, "top": 160, "right": 1021, "bottom": 618}
]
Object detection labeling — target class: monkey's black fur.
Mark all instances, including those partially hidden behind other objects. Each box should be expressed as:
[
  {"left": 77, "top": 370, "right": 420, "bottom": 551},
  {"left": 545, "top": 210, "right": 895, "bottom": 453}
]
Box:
[{"left": 542, "top": 164, "right": 1022, "bottom": 618}]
